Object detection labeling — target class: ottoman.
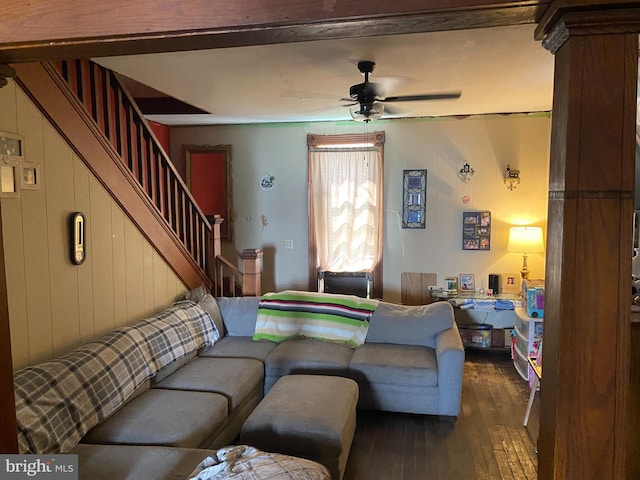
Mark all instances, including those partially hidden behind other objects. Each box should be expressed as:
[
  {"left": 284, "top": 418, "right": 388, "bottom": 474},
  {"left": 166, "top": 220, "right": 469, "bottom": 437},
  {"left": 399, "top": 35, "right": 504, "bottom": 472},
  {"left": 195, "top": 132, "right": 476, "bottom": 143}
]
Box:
[{"left": 239, "top": 375, "right": 359, "bottom": 480}]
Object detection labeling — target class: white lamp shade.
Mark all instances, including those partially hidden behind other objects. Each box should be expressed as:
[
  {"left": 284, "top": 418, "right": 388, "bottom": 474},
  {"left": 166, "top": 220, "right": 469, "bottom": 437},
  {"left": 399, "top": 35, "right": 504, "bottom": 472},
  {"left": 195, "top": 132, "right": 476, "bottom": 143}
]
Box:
[{"left": 508, "top": 226, "right": 544, "bottom": 254}]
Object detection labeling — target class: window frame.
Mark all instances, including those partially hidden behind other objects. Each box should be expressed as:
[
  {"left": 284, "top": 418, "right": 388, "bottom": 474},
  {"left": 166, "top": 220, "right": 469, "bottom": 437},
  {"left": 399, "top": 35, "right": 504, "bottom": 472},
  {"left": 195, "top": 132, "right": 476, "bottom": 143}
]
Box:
[{"left": 307, "top": 131, "right": 385, "bottom": 298}]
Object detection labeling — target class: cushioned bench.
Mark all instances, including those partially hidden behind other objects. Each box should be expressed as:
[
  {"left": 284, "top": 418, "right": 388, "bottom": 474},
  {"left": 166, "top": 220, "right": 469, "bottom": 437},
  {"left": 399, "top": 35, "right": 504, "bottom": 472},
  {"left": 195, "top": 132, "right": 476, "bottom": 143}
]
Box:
[{"left": 239, "top": 375, "right": 359, "bottom": 480}]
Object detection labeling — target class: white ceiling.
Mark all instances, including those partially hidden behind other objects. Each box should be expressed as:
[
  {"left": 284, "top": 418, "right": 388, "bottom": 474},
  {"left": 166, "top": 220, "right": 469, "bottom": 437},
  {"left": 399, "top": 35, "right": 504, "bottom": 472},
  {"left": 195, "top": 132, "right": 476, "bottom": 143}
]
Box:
[{"left": 95, "top": 24, "right": 554, "bottom": 126}]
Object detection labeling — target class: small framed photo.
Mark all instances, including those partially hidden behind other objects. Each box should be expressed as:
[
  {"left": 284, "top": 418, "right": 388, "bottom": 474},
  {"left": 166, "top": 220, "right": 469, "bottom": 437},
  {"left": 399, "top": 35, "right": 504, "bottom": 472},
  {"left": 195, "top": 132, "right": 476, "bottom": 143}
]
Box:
[
  {"left": 0, "top": 160, "right": 20, "bottom": 198},
  {"left": 0, "top": 132, "right": 24, "bottom": 161},
  {"left": 502, "top": 273, "right": 520, "bottom": 294},
  {"left": 21, "top": 163, "right": 41, "bottom": 190},
  {"left": 444, "top": 276, "right": 458, "bottom": 292},
  {"left": 460, "top": 273, "right": 475, "bottom": 293}
]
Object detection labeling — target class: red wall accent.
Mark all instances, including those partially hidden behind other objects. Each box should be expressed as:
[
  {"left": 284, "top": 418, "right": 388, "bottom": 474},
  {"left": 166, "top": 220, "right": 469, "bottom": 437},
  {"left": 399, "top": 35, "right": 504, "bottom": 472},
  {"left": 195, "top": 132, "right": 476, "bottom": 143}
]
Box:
[{"left": 148, "top": 121, "right": 170, "bottom": 155}]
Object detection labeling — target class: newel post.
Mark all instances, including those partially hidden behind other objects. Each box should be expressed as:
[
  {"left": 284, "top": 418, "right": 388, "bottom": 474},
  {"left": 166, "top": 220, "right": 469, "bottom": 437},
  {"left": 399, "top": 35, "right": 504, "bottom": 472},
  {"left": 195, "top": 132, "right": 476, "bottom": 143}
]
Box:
[
  {"left": 240, "top": 248, "right": 263, "bottom": 297},
  {"left": 208, "top": 215, "right": 224, "bottom": 291}
]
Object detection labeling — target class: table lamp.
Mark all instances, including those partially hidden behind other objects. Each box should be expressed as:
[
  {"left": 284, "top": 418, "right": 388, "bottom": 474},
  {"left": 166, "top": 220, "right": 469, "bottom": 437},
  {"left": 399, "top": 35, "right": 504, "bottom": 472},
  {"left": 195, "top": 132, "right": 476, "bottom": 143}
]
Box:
[{"left": 508, "top": 226, "right": 544, "bottom": 279}]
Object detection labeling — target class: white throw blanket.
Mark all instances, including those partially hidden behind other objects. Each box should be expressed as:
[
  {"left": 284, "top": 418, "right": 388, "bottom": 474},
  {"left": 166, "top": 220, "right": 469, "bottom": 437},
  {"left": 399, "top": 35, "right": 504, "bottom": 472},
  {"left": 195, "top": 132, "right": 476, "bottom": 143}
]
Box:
[{"left": 188, "top": 445, "right": 330, "bottom": 480}]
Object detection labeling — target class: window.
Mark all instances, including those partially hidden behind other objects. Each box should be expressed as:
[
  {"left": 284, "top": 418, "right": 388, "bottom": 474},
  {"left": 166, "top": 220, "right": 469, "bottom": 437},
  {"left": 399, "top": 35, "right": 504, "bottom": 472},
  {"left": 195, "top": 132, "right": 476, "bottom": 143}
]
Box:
[{"left": 307, "top": 132, "right": 384, "bottom": 298}]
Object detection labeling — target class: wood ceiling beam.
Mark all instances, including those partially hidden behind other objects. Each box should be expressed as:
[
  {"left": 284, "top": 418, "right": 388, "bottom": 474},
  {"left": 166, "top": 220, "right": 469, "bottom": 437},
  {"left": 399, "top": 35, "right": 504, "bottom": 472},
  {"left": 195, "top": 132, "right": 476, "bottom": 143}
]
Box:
[{"left": 1, "top": 0, "right": 549, "bottom": 62}]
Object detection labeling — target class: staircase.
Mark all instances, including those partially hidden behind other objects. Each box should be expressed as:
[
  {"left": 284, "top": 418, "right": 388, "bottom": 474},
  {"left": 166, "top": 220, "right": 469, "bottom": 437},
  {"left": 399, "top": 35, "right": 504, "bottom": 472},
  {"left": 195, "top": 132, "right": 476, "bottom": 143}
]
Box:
[
  {"left": 14, "top": 60, "right": 213, "bottom": 289},
  {"left": 14, "top": 59, "right": 263, "bottom": 295}
]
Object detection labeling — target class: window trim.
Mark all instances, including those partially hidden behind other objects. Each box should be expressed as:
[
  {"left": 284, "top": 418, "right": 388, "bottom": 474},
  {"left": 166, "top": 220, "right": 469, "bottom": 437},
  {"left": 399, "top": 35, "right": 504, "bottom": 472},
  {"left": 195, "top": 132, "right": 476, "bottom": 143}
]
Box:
[{"left": 307, "top": 131, "right": 385, "bottom": 298}]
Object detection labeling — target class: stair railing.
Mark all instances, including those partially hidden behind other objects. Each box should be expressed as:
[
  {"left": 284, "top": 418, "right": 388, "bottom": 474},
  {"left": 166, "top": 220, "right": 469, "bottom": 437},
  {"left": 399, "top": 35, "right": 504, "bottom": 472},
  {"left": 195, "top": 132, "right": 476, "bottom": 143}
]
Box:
[
  {"left": 52, "top": 59, "right": 211, "bottom": 277},
  {"left": 50, "top": 59, "right": 262, "bottom": 296}
]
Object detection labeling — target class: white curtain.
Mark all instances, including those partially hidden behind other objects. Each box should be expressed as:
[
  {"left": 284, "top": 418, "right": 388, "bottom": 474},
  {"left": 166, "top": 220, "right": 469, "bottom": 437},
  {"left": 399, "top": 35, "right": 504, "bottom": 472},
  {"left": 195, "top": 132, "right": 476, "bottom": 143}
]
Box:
[{"left": 310, "top": 147, "right": 382, "bottom": 272}]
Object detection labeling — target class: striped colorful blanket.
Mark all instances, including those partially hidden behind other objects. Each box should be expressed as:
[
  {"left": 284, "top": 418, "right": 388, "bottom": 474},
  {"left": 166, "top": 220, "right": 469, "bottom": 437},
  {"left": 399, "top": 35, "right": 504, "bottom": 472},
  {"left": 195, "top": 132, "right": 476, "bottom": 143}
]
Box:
[{"left": 253, "top": 290, "right": 379, "bottom": 347}]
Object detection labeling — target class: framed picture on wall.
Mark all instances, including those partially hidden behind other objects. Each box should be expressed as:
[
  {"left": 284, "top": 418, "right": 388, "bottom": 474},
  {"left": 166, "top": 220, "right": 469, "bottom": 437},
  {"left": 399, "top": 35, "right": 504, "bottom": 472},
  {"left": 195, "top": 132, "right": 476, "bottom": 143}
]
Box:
[
  {"left": 0, "top": 131, "right": 23, "bottom": 161},
  {"left": 21, "top": 163, "right": 41, "bottom": 190},
  {"left": 0, "top": 160, "right": 20, "bottom": 198},
  {"left": 462, "top": 211, "right": 491, "bottom": 250},
  {"left": 402, "top": 169, "right": 427, "bottom": 229}
]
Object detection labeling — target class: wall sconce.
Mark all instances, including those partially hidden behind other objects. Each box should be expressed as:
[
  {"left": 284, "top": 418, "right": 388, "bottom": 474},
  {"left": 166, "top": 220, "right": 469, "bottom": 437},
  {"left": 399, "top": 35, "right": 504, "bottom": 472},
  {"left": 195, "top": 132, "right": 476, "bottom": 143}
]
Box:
[
  {"left": 458, "top": 162, "right": 474, "bottom": 183},
  {"left": 504, "top": 164, "right": 520, "bottom": 190}
]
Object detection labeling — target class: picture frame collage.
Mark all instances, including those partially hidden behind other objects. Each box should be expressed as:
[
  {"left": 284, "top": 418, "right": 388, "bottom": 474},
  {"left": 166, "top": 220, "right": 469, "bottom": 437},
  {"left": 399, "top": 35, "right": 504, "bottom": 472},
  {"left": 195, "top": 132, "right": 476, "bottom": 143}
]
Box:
[
  {"left": 1, "top": 131, "right": 40, "bottom": 198},
  {"left": 462, "top": 210, "right": 491, "bottom": 250}
]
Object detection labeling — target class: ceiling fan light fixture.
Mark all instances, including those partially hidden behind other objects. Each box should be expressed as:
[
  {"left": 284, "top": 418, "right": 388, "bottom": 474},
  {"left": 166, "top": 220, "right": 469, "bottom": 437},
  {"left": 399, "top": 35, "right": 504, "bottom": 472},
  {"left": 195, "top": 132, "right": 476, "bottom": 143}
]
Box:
[{"left": 349, "top": 103, "right": 384, "bottom": 122}]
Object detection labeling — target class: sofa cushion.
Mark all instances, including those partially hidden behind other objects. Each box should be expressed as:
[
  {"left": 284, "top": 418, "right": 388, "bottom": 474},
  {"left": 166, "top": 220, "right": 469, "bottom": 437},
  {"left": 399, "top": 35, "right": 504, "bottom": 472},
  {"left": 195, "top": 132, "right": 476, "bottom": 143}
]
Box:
[
  {"left": 153, "top": 357, "right": 263, "bottom": 412},
  {"left": 366, "top": 301, "right": 454, "bottom": 347},
  {"left": 348, "top": 343, "right": 438, "bottom": 387},
  {"left": 199, "top": 336, "right": 277, "bottom": 362},
  {"left": 70, "top": 444, "right": 215, "bottom": 480},
  {"left": 199, "top": 294, "right": 225, "bottom": 337},
  {"left": 82, "top": 389, "right": 228, "bottom": 448},
  {"left": 217, "top": 296, "right": 261, "bottom": 336},
  {"left": 14, "top": 300, "right": 218, "bottom": 454},
  {"left": 265, "top": 339, "right": 354, "bottom": 378}
]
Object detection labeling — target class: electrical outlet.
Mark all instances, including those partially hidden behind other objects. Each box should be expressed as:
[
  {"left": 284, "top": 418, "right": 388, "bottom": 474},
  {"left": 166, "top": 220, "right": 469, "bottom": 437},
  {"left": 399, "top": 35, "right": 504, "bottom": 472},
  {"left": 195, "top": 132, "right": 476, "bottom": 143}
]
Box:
[
  {"left": 284, "top": 240, "right": 294, "bottom": 250},
  {"left": 428, "top": 285, "right": 439, "bottom": 290}
]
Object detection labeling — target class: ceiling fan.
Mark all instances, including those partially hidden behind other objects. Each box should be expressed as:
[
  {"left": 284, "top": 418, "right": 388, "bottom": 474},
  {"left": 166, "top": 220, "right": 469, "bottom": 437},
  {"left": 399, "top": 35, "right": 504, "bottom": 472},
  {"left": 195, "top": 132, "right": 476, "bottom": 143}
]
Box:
[{"left": 344, "top": 60, "right": 461, "bottom": 122}]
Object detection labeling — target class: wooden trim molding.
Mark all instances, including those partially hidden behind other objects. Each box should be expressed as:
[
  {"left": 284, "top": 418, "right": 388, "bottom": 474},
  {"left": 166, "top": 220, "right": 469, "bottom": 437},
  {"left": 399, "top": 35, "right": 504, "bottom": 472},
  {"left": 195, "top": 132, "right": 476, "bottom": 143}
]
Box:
[
  {"left": 307, "top": 132, "right": 385, "bottom": 148},
  {"left": 0, "top": 1, "right": 548, "bottom": 62}
]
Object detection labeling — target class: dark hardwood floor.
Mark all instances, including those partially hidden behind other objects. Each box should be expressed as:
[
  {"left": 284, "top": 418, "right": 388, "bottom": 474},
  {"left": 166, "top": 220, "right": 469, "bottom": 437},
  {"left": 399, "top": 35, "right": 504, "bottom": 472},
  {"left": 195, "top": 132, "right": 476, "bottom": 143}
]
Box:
[{"left": 344, "top": 349, "right": 540, "bottom": 480}]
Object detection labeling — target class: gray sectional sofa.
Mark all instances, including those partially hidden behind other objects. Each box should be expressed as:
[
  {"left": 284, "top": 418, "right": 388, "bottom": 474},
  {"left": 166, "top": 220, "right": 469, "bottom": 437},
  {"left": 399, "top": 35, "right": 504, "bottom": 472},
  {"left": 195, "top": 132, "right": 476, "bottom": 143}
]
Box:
[{"left": 13, "top": 292, "right": 464, "bottom": 479}]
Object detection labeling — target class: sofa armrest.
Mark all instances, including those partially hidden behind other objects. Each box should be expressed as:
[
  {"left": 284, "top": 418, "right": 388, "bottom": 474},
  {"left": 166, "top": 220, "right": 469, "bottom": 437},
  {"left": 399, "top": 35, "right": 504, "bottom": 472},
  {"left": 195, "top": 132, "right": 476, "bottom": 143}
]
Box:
[{"left": 435, "top": 323, "right": 465, "bottom": 417}]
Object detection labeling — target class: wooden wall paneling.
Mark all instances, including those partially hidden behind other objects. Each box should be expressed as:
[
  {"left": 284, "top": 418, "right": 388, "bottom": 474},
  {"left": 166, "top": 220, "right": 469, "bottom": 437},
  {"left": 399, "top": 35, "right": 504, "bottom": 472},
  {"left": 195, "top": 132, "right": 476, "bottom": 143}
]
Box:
[
  {"left": 89, "top": 176, "right": 115, "bottom": 336},
  {"left": 124, "top": 218, "right": 146, "bottom": 323},
  {"left": 153, "top": 250, "right": 168, "bottom": 308},
  {"left": 3, "top": 196, "right": 28, "bottom": 370},
  {"left": 0, "top": 79, "right": 17, "bottom": 126},
  {"left": 72, "top": 155, "right": 95, "bottom": 344},
  {"left": 19, "top": 110, "right": 52, "bottom": 367},
  {"left": 142, "top": 240, "right": 155, "bottom": 316},
  {"left": 43, "top": 123, "right": 80, "bottom": 358},
  {"left": 1, "top": 82, "right": 29, "bottom": 370},
  {"left": 111, "top": 205, "right": 127, "bottom": 327}
]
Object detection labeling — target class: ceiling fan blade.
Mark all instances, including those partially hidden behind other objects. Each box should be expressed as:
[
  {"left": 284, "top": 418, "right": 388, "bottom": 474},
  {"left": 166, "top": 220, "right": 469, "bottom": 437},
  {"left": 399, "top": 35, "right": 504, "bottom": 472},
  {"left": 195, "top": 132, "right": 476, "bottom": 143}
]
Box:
[
  {"left": 382, "top": 92, "right": 462, "bottom": 103},
  {"left": 382, "top": 105, "right": 403, "bottom": 115}
]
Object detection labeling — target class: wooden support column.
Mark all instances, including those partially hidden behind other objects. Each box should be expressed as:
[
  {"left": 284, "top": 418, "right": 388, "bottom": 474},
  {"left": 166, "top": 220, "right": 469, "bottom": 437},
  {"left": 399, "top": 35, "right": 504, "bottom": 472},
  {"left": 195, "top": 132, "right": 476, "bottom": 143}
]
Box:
[
  {"left": 535, "top": 7, "right": 640, "bottom": 479},
  {"left": 240, "top": 248, "right": 263, "bottom": 297}
]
